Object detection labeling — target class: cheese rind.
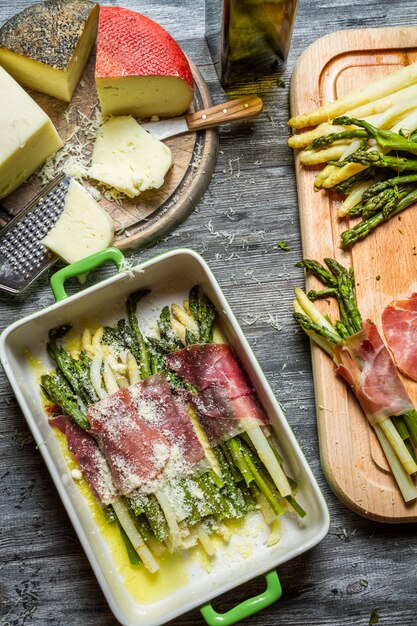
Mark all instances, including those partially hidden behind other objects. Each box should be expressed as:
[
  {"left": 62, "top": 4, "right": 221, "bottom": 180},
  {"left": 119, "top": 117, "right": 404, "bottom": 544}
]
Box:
[
  {"left": 41, "top": 179, "right": 114, "bottom": 264},
  {"left": 0, "top": 67, "right": 62, "bottom": 199},
  {"left": 95, "top": 6, "right": 194, "bottom": 117},
  {"left": 88, "top": 116, "right": 173, "bottom": 198},
  {"left": 0, "top": 0, "right": 99, "bottom": 102}
]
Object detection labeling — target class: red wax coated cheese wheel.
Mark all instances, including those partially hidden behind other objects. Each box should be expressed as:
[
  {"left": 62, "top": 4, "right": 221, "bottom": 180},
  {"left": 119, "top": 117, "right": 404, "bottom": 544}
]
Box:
[{"left": 95, "top": 6, "right": 194, "bottom": 118}]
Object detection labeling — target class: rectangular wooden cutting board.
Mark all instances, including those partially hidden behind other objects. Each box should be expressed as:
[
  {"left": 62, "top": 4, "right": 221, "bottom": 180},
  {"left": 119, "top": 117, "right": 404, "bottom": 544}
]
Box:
[{"left": 290, "top": 26, "right": 417, "bottom": 522}]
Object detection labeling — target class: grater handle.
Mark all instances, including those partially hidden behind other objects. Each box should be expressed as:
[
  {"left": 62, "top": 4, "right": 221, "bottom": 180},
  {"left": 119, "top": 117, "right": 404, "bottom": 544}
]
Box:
[
  {"left": 199, "top": 570, "right": 282, "bottom": 626},
  {"left": 50, "top": 248, "right": 125, "bottom": 302}
]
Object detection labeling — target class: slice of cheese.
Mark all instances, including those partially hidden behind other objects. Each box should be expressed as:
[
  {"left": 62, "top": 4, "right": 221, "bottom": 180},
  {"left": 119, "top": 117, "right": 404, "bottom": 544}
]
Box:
[
  {"left": 0, "top": 0, "right": 99, "bottom": 102},
  {"left": 41, "top": 179, "right": 114, "bottom": 264},
  {"left": 88, "top": 116, "right": 173, "bottom": 198},
  {"left": 95, "top": 6, "right": 194, "bottom": 118},
  {"left": 0, "top": 67, "right": 63, "bottom": 200}
]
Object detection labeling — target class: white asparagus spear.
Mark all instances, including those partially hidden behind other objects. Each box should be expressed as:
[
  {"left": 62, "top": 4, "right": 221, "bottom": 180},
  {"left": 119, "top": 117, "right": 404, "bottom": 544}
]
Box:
[
  {"left": 247, "top": 426, "right": 291, "bottom": 498},
  {"left": 289, "top": 62, "right": 417, "bottom": 128},
  {"left": 300, "top": 145, "right": 348, "bottom": 166},
  {"left": 112, "top": 501, "right": 159, "bottom": 573}
]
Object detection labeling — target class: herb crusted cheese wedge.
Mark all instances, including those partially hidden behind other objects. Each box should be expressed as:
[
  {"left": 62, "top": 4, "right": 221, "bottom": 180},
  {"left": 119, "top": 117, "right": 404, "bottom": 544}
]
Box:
[{"left": 0, "top": 0, "right": 99, "bottom": 102}]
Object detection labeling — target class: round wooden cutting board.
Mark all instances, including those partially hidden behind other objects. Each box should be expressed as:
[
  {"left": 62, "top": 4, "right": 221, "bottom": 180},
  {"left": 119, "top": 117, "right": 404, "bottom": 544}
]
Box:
[{"left": 2, "top": 53, "right": 218, "bottom": 253}]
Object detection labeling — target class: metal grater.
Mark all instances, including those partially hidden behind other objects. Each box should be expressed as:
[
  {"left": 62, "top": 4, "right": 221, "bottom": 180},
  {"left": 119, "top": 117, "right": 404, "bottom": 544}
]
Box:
[{"left": 0, "top": 175, "right": 71, "bottom": 294}]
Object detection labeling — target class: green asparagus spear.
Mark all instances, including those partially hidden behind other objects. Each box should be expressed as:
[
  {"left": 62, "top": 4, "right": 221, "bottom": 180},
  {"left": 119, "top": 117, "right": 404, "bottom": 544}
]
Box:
[
  {"left": 362, "top": 174, "right": 417, "bottom": 199},
  {"left": 134, "top": 514, "right": 155, "bottom": 542},
  {"left": 240, "top": 436, "right": 306, "bottom": 517},
  {"left": 285, "top": 495, "right": 307, "bottom": 518},
  {"left": 335, "top": 320, "right": 351, "bottom": 340},
  {"left": 196, "top": 474, "right": 229, "bottom": 519},
  {"left": 341, "top": 187, "right": 417, "bottom": 247},
  {"left": 293, "top": 312, "right": 343, "bottom": 344},
  {"left": 298, "top": 258, "right": 358, "bottom": 335},
  {"left": 102, "top": 326, "right": 128, "bottom": 352},
  {"left": 220, "top": 442, "right": 244, "bottom": 482},
  {"left": 324, "top": 259, "right": 362, "bottom": 333},
  {"left": 307, "top": 128, "right": 368, "bottom": 149},
  {"left": 188, "top": 286, "right": 216, "bottom": 344},
  {"left": 126, "top": 290, "right": 152, "bottom": 379},
  {"left": 241, "top": 450, "right": 283, "bottom": 516},
  {"left": 307, "top": 287, "right": 339, "bottom": 301},
  {"left": 117, "top": 521, "right": 142, "bottom": 565},
  {"left": 179, "top": 479, "right": 202, "bottom": 526},
  {"left": 403, "top": 410, "right": 417, "bottom": 449},
  {"left": 73, "top": 351, "right": 98, "bottom": 405},
  {"left": 185, "top": 329, "right": 198, "bottom": 346},
  {"left": 103, "top": 504, "right": 117, "bottom": 523},
  {"left": 332, "top": 149, "right": 417, "bottom": 171},
  {"left": 47, "top": 327, "right": 99, "bottom": 407},
  {"left": 295, "top": 260, "right": 337, "bottom": 287},
  {"left": 117, "top": 319, "right": 142, "bottom": 365},
  {"left": 141, "top": 494, "right": 169, "bottom": 542},
  {"left": 225, "top": 438, "right": 254, "bottom": 487},
  {"left": 393, "top": 416, "right": 411, "bottom": 441},
  {"left": 158, "top": 306, "right": 183, "bottom": 351},
  {"left": 333, "top": 116, "right": 417, "bottom": 153},
  {"left": 348, "top": 184, "right": 415, "bottom": 220},
  {"left": 348, "top": 187, "right": 396, "bottom": 218},
  {"left": 47, "top": 327, "right": 84, "bottom": 404},
  {"left": 331, "top": 168, "right": 377, "bottom": 194},
  {"left": 41, "top": 374, "right": 90, "bottom": 430},
  {"left": 213, "top": 446, "right": 247, "bottom": 517}
]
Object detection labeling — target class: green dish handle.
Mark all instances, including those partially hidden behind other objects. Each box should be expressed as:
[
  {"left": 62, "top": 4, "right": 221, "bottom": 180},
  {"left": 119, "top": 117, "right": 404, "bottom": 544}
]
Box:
[
  {"left": 50, "top": 248, "right": 125, "bottom": 302},
  {"left": 200, "top": 570, "right": 282, "bottom": 626}
]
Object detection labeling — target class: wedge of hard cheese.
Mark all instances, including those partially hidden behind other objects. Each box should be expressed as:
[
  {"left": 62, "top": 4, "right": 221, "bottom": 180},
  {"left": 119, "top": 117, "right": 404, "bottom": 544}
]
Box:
[
  {"left": 0, "top": 0, "right": 99, "bottom": 102},
  {"left": 0, "top": 67, "right": 63, "bottom": 200},
  {"left": 95, "top": 6, "right": 194, "bottom": 118},
  {"left": 88, "top": 116, "right": 173, "bottom": 198},
  {"left": 41, "top": 179, "right": 114, "bottom": 264}
]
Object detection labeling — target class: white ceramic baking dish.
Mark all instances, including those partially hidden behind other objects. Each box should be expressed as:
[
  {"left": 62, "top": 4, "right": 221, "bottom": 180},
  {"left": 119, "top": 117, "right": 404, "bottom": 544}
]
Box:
[{"left": 0, "top": 247, "right": 329, "bottom": 626}]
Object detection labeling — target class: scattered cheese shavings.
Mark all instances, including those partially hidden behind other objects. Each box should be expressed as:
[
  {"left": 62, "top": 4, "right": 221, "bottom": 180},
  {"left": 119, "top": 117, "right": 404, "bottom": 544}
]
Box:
[{"left": 37, "top": 105, "right": 104, "bottom": 184}]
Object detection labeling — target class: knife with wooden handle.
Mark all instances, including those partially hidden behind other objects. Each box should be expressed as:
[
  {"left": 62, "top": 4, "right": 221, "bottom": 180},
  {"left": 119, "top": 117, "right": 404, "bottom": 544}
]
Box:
[{"left": 141, "top": 95, "right": 263, "bottom": 140}]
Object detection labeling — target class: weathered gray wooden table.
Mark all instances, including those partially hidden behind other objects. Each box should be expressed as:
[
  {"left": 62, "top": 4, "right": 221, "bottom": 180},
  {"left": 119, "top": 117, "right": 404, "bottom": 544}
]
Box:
[{"left": 1, "top": 1, "right": 416, "bottom": 625}]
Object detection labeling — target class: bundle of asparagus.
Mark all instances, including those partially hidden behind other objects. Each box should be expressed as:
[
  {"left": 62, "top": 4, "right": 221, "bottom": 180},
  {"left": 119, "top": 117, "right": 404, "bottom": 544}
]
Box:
[
  {"left": 293, "top": 257, "right": 417, "bottom": 503},
  {"left": 288, "top": 63, "right": 417, "bottom": 247},
  {"left": 40, "top": 286, "right": 305, "bottom": 572}
]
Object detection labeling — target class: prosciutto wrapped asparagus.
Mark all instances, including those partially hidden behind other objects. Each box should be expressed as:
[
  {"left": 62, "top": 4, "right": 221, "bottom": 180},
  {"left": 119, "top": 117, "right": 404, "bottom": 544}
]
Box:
[
  {"left": 41, "top": 285, "right": 305, "bottom": 571},
  {"left": 294, "top": 257, "right": 417, "bottom": 502}
]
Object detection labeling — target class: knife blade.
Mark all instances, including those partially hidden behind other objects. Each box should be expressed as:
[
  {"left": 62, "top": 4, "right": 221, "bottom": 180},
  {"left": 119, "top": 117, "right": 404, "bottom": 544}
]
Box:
[{"left": 142, "top": 95, "right": 263, "bottom": 141}]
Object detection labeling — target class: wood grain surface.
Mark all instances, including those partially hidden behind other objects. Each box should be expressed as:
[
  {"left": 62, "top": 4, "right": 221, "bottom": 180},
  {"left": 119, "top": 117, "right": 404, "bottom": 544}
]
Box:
[
  {"left": 290, "top": 27, "right": 417, "bottom": 523},
  {"left": 1, "top": 2, "right": 417, "bottom": 626}
]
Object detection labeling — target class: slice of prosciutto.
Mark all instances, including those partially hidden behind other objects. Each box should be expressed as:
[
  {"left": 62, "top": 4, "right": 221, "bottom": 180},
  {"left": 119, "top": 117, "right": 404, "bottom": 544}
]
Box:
[
  {"left": 88, "top": 387, "right": 171, "bottom": 495},
  {"left": 50, "top": 415, "right": 119, "bottom": 505},
  {"left": 382, "top": 293, "right": 417, "bottom": 381},
  {"left": 333, "top": 319, "right": 414, "bottom": 425},
  {"left": 129, "top": 373, "right": 205, "bottom": 466},
  {"left": 166, "top": 344, "right": 267, "bottom": 444}
]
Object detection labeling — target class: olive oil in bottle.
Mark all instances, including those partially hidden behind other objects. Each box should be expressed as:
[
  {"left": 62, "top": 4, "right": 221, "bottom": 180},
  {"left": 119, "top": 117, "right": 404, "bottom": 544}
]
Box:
[{"left": 206, "top": 0, "right": 298, "bottom": 84}]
